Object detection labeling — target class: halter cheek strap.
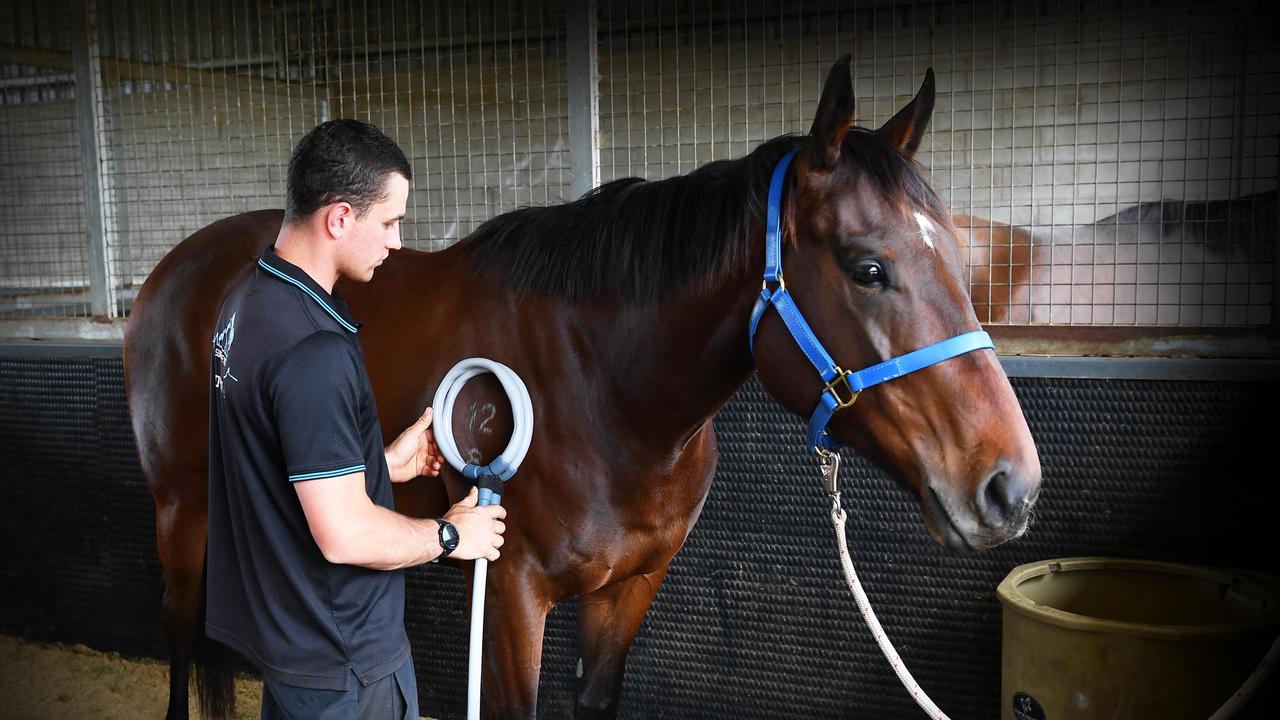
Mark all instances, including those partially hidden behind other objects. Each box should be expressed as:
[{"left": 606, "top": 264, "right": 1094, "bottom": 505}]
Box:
[{"left": 748, "top": 146, "right": 995, "bottom": 454}]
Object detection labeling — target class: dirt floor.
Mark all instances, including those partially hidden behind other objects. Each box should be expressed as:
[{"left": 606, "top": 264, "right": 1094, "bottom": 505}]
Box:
[{"left": 0, "top": 634, "right": 263, "bottom": 719}]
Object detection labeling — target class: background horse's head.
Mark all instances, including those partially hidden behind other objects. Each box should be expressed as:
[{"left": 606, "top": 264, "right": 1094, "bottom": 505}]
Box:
[{"left": 753, "top": 57, "right": 1041, "bottom": 553}]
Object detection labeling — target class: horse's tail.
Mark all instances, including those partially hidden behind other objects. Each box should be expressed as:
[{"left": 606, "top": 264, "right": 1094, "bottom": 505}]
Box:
[{"left": 193, "top": 560, "right": 236, "bottom": 719}]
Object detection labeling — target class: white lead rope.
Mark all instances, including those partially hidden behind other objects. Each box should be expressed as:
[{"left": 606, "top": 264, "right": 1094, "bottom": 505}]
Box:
[
  {"left": 1207, "top": 634, "right": 1279, "bottom": 720},
  {"left": 825, "top": 453, "right": 1276, "bottom": 720},
  {"left": 829, "top": 489, "right": 950, "bottom": 720},
  {"left": 431, "top": 358, "right": 534, "bottom": 720}
]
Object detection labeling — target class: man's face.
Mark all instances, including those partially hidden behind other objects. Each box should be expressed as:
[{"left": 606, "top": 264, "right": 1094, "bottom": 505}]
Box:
[{"left": 338, "top": 172, "right": 409, "bottom": 282}]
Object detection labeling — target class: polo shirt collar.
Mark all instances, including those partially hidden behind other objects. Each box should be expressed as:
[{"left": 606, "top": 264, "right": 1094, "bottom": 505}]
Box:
[{"left": 257, "top": 246, "right": 362, "bottom": 333}]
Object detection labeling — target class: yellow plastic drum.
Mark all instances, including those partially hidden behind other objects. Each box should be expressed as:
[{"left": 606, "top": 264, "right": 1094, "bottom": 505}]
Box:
[{"left": 997, "top": 557, "right": 1280, "bottom": 719}]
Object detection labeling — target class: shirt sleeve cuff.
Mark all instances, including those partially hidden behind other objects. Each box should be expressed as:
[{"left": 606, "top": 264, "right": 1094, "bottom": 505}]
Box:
[{"left": 287, "top": 463, "right": 366, "bottom": 482}]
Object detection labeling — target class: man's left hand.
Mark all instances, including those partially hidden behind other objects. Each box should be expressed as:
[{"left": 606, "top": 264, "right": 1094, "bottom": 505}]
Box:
[{"left": 385, "top": 407, "right": 445, "bottom": 483}]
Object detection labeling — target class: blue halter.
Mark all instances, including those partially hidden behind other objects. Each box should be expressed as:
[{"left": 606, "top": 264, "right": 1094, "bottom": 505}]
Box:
[{"left": 748, "top": 146, "right": 995, "bottom": 454}]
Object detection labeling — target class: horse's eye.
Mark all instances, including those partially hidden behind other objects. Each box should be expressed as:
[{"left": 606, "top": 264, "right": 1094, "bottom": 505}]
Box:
[{"left": 851, "top": 260, "right": 887, "bottom": 286}]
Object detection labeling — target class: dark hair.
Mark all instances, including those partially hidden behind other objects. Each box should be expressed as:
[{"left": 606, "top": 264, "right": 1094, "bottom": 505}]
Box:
[
  {"left": 461, "top": 129, "right": 946, "bottom": 301},
  {"left": 284, "top": 119, "right": 412, "bottom": 224},
  {"left": 460, "top": 135, "right": 805, "bottom": 302}
]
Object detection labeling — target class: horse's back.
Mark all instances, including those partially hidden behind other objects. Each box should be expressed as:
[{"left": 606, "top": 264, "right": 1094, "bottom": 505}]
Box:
[{"left": 125, "top": 210, "right": 281, "bottom": 496}]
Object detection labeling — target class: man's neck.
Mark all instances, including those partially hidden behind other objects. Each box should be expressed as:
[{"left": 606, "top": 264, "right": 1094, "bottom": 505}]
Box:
[{"left": 274, "top": 221, "right": 340, "bottom": 293}]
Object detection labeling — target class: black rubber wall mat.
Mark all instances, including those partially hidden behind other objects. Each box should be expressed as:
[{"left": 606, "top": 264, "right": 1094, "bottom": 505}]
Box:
[
  {"left": 2, "top": 353, "right": 1276, "bottom": 719},
  {"left": 0, "top": 356, "right": 164, "bottom": 659}
]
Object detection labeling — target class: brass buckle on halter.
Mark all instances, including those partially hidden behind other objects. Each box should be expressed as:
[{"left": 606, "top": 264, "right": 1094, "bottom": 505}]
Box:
[
  {"left": 761, "top": 274, "right": 785, "bottom": 292},
  {"left": 824, "top": 369, "right": 860, "bottom": 409}
]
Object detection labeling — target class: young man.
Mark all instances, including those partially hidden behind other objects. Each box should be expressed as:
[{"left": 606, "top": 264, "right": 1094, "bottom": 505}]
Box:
[{"left": 206, "top": 119, "right": 506, "bottom": 719}]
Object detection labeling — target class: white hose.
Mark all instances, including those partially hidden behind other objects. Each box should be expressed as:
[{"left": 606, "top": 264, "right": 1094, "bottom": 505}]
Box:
[
  {"left": 467, "top": 558, "right": 491, "bottom": 720},
  {"left": 432, "top": 358, "right": 533, "bottom": 483},
  {"left": 431, "top": 358, "right": 534, "bottom": 720}
]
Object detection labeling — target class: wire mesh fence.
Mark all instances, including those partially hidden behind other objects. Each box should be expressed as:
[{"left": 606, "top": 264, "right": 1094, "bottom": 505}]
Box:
[
  {"left": 0, "top": 0, "right": 1275, "bottom": 330},
  {"left": 597, "top": 0, "right": 1277, "bottom": 327},
  {"left": 0, "top": 2, "right": 90, "bottom": 318}
]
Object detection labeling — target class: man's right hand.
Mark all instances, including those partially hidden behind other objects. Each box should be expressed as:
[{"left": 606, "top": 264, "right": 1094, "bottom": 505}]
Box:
[{"left": 442, "top": 487, "right": 507, "bottom": 561}]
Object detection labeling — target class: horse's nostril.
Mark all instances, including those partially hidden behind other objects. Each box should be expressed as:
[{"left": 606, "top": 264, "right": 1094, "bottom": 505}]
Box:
[
  {"left": 982, "top": 471, "right": 1008, "bottom": 521},
  {"left": 979, "top": 466, "right": 1029, "bottom": 527}
]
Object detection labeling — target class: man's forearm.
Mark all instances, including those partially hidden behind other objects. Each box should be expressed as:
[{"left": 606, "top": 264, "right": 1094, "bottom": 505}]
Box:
[
  {"left": 322, "top": 504, "right": 444, "bottom": 570},
  {"left": 296, "top": 473, "right": 499, "bottom": 568}
]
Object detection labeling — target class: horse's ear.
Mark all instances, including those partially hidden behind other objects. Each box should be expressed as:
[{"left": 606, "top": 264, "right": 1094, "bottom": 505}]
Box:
[
  {"left": 877, "top": 67, "right": 936, "bottom": 160},
  {"left": 808, "top": 55, "right": 854, "bottom": 169}
]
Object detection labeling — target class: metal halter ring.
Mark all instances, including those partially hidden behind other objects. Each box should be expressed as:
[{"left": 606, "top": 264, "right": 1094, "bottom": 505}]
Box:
[{"left": 823, "top": 369, "right": 861, "bottom": 410}]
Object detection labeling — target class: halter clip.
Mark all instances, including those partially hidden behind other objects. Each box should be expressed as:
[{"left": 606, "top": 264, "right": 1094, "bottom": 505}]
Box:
[{"left": 817, "top": 446, "right": 841, "bottom": 498}]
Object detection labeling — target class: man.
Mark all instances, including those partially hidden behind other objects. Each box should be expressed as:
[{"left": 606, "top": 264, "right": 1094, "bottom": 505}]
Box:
[{"left": 206, "top": 119, "right": 506, "bottom": 719}]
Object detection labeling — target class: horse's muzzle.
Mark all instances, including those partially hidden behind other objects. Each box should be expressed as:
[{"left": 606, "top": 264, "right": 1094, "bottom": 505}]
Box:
[
  {"left": 976, "top": 461, "right": 1040, "bottom": 531},
  {"left": 923, "top": 462, "right": 1041, "bottom": 554}
]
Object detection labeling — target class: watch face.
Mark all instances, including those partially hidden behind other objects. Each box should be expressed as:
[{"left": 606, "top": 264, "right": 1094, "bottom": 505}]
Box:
[{"left": 441, "top": 522, "right": 459, "bottom": 549}]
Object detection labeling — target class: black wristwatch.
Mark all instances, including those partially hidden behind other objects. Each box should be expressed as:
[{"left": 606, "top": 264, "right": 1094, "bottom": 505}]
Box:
[{"left": 436, "top": 518, "right": 459, "bottom": 559}]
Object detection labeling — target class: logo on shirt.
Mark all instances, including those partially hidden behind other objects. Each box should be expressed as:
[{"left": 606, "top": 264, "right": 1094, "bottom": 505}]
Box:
[{"left": 213, "top": 312, "right": 238, "bottom": 395}]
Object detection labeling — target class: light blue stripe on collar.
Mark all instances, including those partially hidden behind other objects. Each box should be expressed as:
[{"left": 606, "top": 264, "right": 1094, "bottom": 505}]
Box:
[{"left": 257, "top": 259, "right": 360, "bottom": 333}]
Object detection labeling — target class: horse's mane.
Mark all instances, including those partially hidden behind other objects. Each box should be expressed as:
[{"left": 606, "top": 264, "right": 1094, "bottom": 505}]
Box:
[
  {"left": 1085, "top": 193, "right": 1275, "bottom": 261},
  {"left": 461, "top": 128, "right": 947, "bottom": 301},
  {"left": 1093, "top": 193, "right": 1274, "bottom": 234}
]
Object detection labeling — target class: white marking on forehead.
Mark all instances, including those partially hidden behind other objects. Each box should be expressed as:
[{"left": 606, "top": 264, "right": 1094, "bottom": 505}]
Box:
[{"left": 913, "top": 211, "right": 937, "bottom": 252}]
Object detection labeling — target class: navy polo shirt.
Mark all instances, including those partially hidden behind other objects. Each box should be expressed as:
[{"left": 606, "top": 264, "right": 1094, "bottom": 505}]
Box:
[{"left": 206, "top": 247, "right": 409, "bottom": 691}]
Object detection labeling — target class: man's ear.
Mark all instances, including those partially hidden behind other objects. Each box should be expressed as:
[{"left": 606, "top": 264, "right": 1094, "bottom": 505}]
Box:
[{"left": 324, "top": 202, "right": 354, "bottom": 239}]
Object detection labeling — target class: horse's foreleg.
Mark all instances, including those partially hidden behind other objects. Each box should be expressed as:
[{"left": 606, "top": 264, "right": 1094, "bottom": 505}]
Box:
[
  {"left": 574, "top": 568, "right": 670, "bottom": 720},
  {"left": 480, "top": 562, "right": 552, "bottom": 720}
]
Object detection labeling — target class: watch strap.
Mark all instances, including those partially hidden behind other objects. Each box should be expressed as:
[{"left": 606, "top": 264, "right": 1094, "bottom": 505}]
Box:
[{"left": 435, "top": 517, "right": 458, "bottom": 559}]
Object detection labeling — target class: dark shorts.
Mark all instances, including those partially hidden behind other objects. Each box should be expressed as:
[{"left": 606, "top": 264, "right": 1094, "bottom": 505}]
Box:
[{"left": 260, "top": 657, "right": 419, "bottom": 720}]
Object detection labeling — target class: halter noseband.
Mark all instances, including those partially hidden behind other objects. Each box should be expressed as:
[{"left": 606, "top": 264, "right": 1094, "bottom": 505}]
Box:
[{"left": 747, "top": 146, "right": 995, "bottom": 455}]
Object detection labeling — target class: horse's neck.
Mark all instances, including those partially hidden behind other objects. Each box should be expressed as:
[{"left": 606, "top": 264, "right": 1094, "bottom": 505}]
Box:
[
  {"left": 580, "top": 260, "right": 762, "bottom": 457},
  {"left": 411, "top": 222, "right": 767, "bottom": 460}
]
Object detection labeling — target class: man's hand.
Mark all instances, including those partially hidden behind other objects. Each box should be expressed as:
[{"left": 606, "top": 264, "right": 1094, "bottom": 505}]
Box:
[
  {"left": 385, "top": 407, "right": 445, "bottom": 483},
  {"left": 442, "top": 487, "right": 507, "bottom": 561}
]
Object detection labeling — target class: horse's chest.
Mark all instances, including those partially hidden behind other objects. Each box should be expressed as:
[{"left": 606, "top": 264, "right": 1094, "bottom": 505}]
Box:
[{"left": 618, "top": 443, "right": 718, "bottom": 532}]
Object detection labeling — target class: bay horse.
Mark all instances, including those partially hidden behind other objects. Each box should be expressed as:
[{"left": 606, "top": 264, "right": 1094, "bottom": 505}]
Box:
[{"left": 124, "top": 57, "right": 1040, "bottom": 719}]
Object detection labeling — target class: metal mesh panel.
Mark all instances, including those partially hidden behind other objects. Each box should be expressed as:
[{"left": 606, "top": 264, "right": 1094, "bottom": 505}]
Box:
[
  {"left": 933, "top": 1, "right": 1277, "bottom": 327},
  {"left": 95, "top": 0, "right": 310, "bottom": 304},
  {"left": 0, "top": 0, "right": 569, "bottom": 318},
  {"left": 598, "top": 4, "right": 810, "bottom": 181},
  {"left": 596, "top": 0, "right": 1276, "bottom": 328},
  {"left": 0, "top": 0, "right": 1275, "bottom": 329},
  {"left": 368, "top": 1, "right": 570, "bottom": 251},
  {"left": 0, "top": 0, "right": 91, "bottom": 317}
]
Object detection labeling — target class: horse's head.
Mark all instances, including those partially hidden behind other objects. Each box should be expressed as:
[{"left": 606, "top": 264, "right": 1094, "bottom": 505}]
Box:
[{"left": 753, "top": 56, "right": 1041, "bottom": 553}]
